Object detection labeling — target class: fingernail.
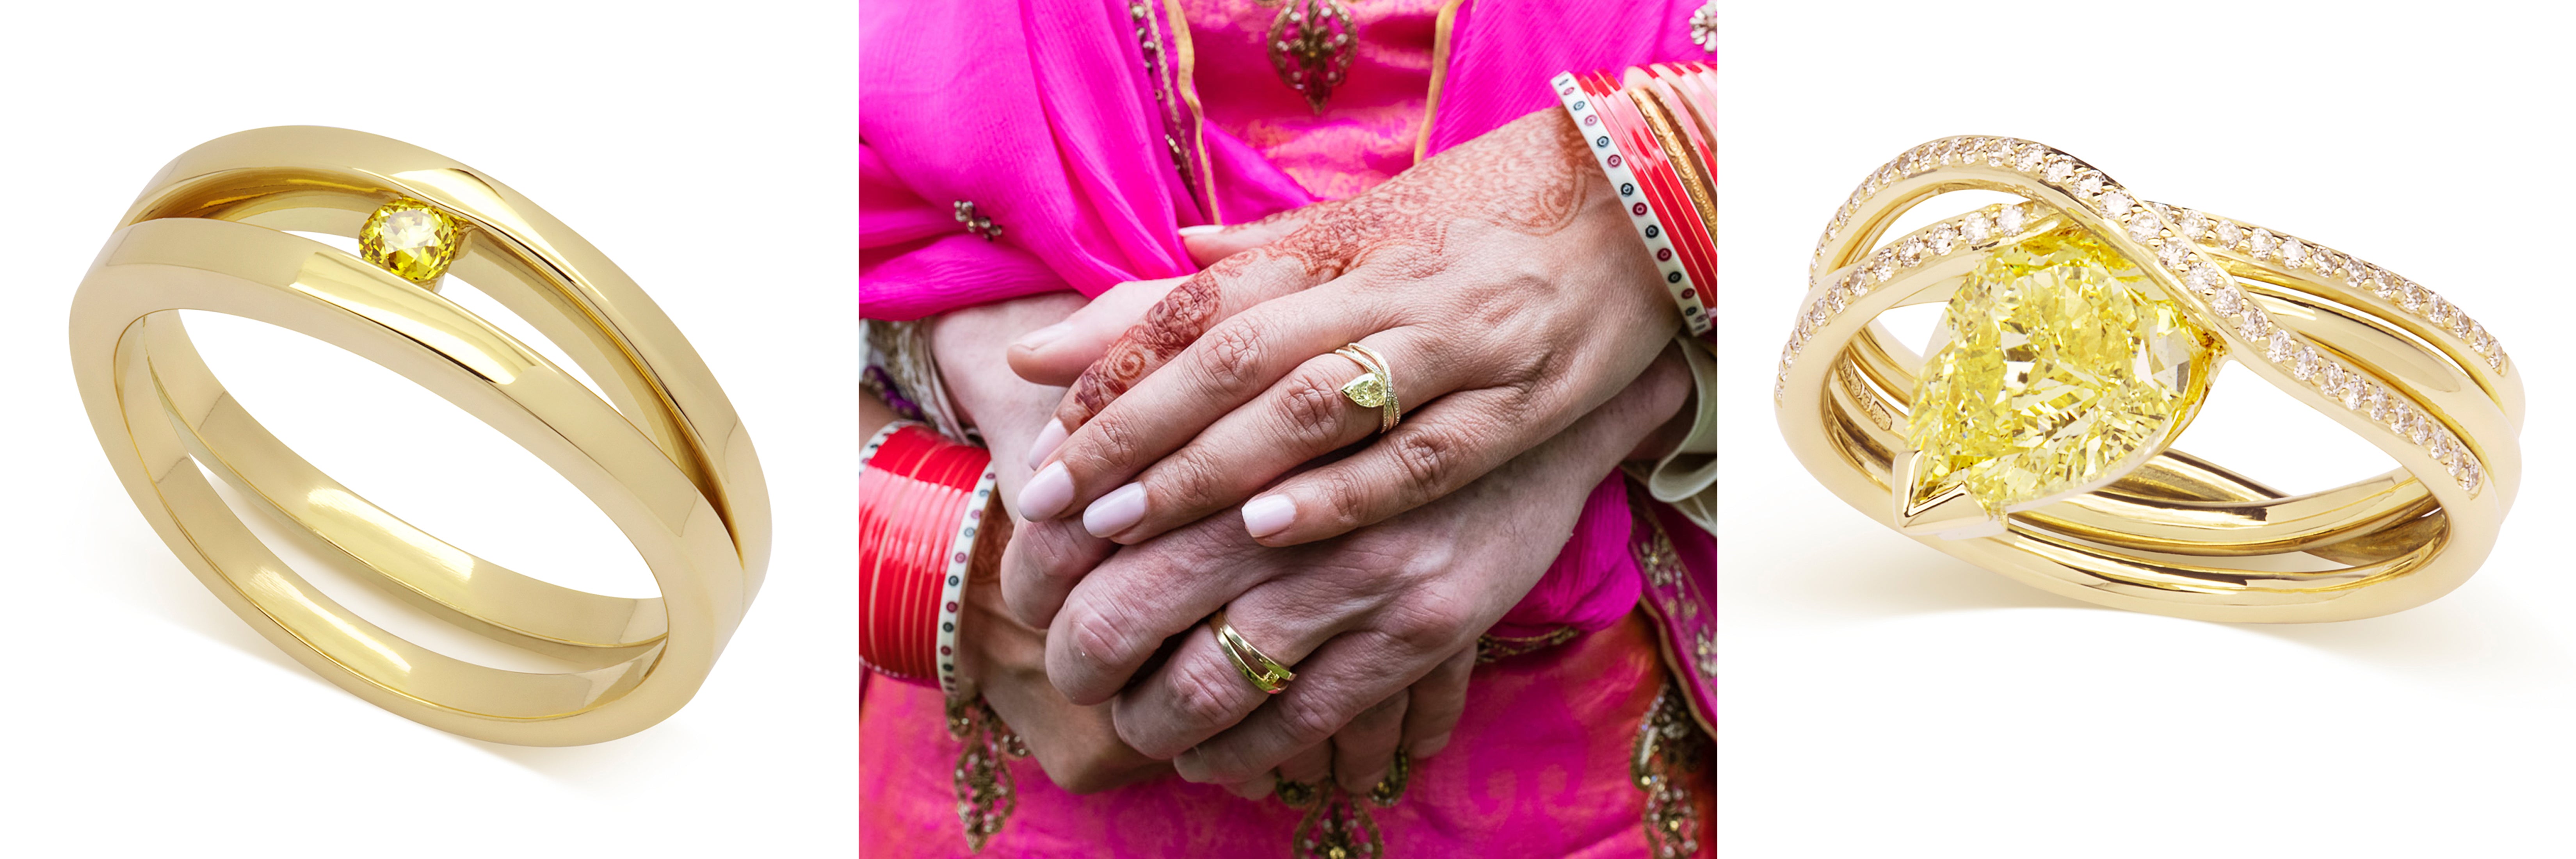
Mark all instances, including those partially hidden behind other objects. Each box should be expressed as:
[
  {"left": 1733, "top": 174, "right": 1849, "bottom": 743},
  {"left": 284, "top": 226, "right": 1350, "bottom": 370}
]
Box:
[
  {"left": 1019, "top": 462, "right": 1074, "bottom": 520},
  {"left": 1176, "top": 224, "right": 1224, "bottom": 237},
  {"left": 1175, "top": 749, "right": 1209, "bottom": 781},
  {"left": 1083, "top": 483, "right": 1149, "bottom": 538},
  {"left": 1415, "top": 733, "right": 1452, "bottom": 759},
  {"left": 1228, "top": 779, "right": 1272, "bottom": 800},
  {"left": 1025, "top": 419, "right": 1068, "bottom": 470},
  {"left": 1011, "top": 321, "right": 1072, "bottom": 351},
  {"left": 1242, "top": 494, "right": 1295, "bottom": 538}
]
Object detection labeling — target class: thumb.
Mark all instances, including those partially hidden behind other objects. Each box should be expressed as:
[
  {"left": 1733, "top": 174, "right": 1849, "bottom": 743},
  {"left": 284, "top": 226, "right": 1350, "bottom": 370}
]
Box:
[
  {"left": 1175, "top": 200, "right": 1338, "bottom": 267},
  {"left": 1006, "top": 276, "right": 1187, "bottom": 387}
]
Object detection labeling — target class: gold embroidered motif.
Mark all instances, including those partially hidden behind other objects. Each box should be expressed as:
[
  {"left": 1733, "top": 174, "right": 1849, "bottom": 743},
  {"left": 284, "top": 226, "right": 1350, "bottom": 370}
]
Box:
[
  {"left": 946, "top": 696, "right": 1029, "bottom": 852},
  {"left": 1633, "top": 685, "right": 1709, "bottom": 858},
  {"left": 1267, "top": 0, "right": 1355, "bottom": 113},
  {"left": 1475, "top": 626, "right": 1579, "bottom": 663},
  {"left": 1277, "top": 776, "right": 1386, "bottom": 859}
]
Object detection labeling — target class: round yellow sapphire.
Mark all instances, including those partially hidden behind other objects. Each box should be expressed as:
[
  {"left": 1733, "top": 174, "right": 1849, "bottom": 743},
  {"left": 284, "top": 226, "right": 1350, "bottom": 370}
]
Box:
[
  {"left": 1905, "top": 225, "right": 2218, "bottom": 526},
  {"left": 358, "top": 197, "right": 463, "bottom": 285}
]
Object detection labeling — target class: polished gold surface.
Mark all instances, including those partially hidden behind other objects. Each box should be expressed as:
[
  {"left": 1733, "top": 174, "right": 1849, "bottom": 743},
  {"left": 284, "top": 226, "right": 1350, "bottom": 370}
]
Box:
[
  {"left": 1334, "top": 343, "right": 1400, "bottom": 433},
  {"left": 1776, "top": 138, "right": 2519, "bottom": 622},
  {"left": 70, "top": 127, "right": 769, "bottom": 743},
  {"left": 1212, "top": 609, "right": 1297, "bottom": 694}
]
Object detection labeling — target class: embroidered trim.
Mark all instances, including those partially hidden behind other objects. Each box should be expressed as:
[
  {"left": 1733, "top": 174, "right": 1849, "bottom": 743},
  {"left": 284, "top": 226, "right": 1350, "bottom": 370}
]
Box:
[
  {"left": 946, "top": 696, "right": 1030, "bottom": 852},
  {"left": 1277, "top": 777, "right": 1388, "bottom": 859},
  {"left": 1475, "top": 626, "right": 1579, "bottom": 663},
  {"left": 1633, "top": 684, "right": 1710, "bottom": 858},
  {"left": 1629, "top": 480, "right": 1715, "bottom": 733}
]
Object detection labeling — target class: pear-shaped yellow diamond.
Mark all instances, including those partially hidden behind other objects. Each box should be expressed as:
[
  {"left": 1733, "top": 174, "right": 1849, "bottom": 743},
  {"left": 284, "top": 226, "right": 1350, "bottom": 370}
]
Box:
[
  {"left": 1907, "top": 225, "right": 2217, "bottom": 518},
  {"left": 1341, "top": 374, "right": 1389, "bottom": 408},
  {"left": 358, "top": 198, "right": 463, "bottom": 284}
]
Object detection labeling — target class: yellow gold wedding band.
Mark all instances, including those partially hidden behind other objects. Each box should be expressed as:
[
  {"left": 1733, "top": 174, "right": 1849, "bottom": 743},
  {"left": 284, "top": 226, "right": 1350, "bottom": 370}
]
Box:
[
  {"left": 1334, "top": 342, "right": 1401, "bottom": 433},
  {"left": 1211, "top": 609, "right": 1297, "bottom": 694},
  {"left": 69, "top": 127, "right": 769, "bottom": 745}
]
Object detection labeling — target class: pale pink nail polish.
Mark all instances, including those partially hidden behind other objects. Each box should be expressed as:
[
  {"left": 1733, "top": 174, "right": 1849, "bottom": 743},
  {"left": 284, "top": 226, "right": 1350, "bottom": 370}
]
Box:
[
  {"left": 1012, "top": 321, "right": 1071, "bottom": 351},
  {"left": 1242, "top": 494, "right": 1295, "bottom": 538},
  {"left": 1084, "top": 483, "right": 1149, "bottom": 538},
  {"left": 1019, "top": 462, "right": 1074, "bottom": 520},
  {"left": 1176, "top": 224, "right": 1224, "bottom": 237},
  {"left": 1025, "top": 419, "right": 1068, "bottom": 470}
]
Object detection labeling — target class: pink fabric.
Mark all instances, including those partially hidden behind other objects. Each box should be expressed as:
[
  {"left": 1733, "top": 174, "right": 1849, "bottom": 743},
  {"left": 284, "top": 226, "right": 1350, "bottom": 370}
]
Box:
[
  {"left": 1186, "top": 0, "right": 1446, "bottom": 200},
  {"left": 861, "top": 611, "right": 1711, "bottom": 857},
  {"left": 1490, "top": 473, "right": 1641, "bottom": 639}
]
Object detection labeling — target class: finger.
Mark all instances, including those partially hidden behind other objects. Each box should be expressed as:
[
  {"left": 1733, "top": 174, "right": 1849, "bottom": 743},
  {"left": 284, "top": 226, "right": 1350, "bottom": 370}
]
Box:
[
  {"left": 1276, "top": 741, "right": 1332, "bottom": 786},
  {"left": 996, "top": 515, "right": 1114, "bottom": 631},
  {"left": 1007, "top": 276, "right": 1189, "bottom": 389},
  {"left": 1023, "top": 276, "right": 1366, "bottom": 523},
  {"left": 1400, "top": 646, "right": 1475, "bottom": 759},
  {"left": 1103, "top": 572, "right": 1388, "bottom": 757},
  {"left": 1330, "top": 689, "right": 1408, "bottom": 795},
  {"left": 1239, "top": 384, "right": 1542, "bottom": 547},
  {"left": 1177, "top": 201, "right": 1337, "bottom": 267},
  {"left": 1170, "top": 627, "right": 1442, "bottom": 785},
  {"left": 1081, "top": 322, "right": 1467, "bottom": 545},
  {"left": 1042, "top": 517, "right": 1288, "bottom": 706}
]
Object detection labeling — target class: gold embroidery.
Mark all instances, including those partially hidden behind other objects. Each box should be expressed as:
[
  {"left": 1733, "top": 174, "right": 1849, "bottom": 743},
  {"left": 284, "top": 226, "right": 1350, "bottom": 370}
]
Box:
[
  {"left": 1633, "top": 685, "right": 1709, "bottom": 859},
  {"left": 1277, "top": 777, "right": 1386, "bottom": 859},
  {"left": 946, "top": 696, "right": 1029, "bottom": 852},
  {"left": 1266, "top": 0, "right": 1356, "bottom": 114},
  {"left": 1475, "top": 626, "right": 1579, "bottom": 663}
]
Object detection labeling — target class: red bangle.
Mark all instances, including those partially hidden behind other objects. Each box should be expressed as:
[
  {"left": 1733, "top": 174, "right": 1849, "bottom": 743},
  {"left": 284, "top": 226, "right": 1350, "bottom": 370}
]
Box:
[
  {"left": 1549, "top": 71, "right": 1711, "bottom": 336},
  {"left": 859, "top": 423, "right": 998, "bottom": 693},
  {"left": 1583, "top": 72, "right": 1718, "bottom": 317}
]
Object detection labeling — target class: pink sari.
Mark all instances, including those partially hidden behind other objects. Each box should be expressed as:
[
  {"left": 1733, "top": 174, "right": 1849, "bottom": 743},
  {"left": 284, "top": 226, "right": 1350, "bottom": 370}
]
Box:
[{"left": 861, "top": 1, "right": 1713, "bottom": 854}]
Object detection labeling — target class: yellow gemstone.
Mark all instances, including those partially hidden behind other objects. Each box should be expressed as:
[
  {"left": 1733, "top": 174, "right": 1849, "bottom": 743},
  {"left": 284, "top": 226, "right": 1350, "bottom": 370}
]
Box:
[
  {"left": 1907, "top": 225, "right": 2217, "bottom": 517},
  {"left": 1341, "top": 374, "right": 1388, "bottom": 408},
  {"left": 358, "top": 198, "right": 462, "bottom": 284}
]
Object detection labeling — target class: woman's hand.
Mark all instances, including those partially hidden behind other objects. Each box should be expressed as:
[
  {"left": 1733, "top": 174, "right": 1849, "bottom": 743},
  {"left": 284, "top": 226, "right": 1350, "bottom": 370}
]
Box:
[
  {"left": 1039, "top": 344, "right": 1694, "bottom": 790},
  {"left": 1007, "top": 107, "right": 1681, "bottom": 558}
]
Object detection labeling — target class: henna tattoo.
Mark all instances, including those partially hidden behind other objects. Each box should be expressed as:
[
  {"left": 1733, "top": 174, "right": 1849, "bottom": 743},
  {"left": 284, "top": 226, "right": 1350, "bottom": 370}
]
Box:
[{"left": 1060, "top": 110, "right": 1603, "bottom": 426}]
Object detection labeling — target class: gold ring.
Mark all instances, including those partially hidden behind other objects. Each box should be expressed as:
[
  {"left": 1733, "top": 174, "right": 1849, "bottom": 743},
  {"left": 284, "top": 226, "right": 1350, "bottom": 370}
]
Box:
[
  {"left": 1775, "top": 135, "right": 2519, "bottom": 622},
  {"left": 70, "top": 127, "right": 770, "bottom": 744},
  {"left": 1334, "top": 342, "right": 1401, "bottom": 433},
  {"left": 1211, "top": 608, "right": 1297, "bottom": 694}
]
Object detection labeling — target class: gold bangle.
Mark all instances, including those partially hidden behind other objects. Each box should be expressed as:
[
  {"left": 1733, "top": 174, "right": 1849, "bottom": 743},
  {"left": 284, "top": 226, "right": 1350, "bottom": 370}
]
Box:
[
  {"left": 1775, "top": 136, "right": 2519, "bottom": 622},
  {"left": 69, "top": 127, "right": 770, "bottom": 744}
]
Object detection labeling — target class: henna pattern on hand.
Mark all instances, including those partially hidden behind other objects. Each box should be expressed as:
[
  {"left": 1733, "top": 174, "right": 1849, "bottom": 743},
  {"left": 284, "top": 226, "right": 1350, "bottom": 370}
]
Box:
[{"left": 1060, "top": 110, "right": 1602, "bottom": 426}]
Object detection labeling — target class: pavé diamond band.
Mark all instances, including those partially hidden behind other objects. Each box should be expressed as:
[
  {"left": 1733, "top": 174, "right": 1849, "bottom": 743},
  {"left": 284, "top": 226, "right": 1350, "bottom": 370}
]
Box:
[
  {"left": 70, "top": 127, "right": 770, "bottom": 743},
  {"left": 1775, "top": 136, "right": 2519, "bottom": 622}
]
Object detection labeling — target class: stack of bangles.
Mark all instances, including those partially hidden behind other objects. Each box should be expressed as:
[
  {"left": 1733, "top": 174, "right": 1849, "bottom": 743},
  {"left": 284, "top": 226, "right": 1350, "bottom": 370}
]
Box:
[
  {"left": 860, "top": 423, "right": 1001, "bottom": 697},
  {"left": 1551, "top": 61, "right": 1717, "bottom": 341}
]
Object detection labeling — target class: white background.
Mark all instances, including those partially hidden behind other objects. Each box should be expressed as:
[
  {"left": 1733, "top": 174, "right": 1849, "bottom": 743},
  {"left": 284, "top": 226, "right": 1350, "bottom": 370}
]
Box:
[
  {"left": 1720, "top": 4, "right": 2571, "bottom": 856},
  {"left": 0, "top": 4, "right": 854, "bottom": 855}
]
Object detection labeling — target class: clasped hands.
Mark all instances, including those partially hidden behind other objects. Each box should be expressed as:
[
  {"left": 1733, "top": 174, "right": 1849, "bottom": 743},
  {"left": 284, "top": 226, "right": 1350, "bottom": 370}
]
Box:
[{"left": 929, "top": 110, "right": 1692, "bottom": 798}]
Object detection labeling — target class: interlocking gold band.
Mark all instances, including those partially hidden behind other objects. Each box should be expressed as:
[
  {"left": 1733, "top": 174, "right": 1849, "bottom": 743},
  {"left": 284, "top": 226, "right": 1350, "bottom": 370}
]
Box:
[
  {"left": 1775, "top": 136, "right": 2520, "bottom": 622},
  {"left": 69, "top": 127, "right": 770, "bottom": 744},
  {"left": 1211, "top": 609, "right": 1297, "bottom": 694},
  {"left": 1334, "top": 342, "right": 1401, "bottom": 433}
]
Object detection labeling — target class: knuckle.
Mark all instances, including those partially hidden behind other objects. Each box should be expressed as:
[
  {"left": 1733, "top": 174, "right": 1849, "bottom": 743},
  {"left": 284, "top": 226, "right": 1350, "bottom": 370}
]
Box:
[
  {"left": 1382, "top": 590, "right": 1477, "bottom": 658},
  {"left": 1199, "top": 318, "right": 1270, "bottom": 396},
  {"left": 1063, "top": 604, "right": 1138, "bottom": 682},
  {"left": 1274, "top": 690, "right": 1349, "bottom": 749},
  {"left": 1150, "top": 450, "right": 1229, "bottom": 513},
  {"left": 1312, "top": 468, "right": 1371, "bottom": 532},
  {"left": 1168, "top": 657, "right": 1252, "bottom": 740},
  {"left": 1389, "top": 426, "right": 1463, "bottom": 496},
  {"left": 1276, "top": 374, "right": 1348, "bottom": 450},
  {"left": 1072, "top": 411, "right": 1144, "bottom": 478}
]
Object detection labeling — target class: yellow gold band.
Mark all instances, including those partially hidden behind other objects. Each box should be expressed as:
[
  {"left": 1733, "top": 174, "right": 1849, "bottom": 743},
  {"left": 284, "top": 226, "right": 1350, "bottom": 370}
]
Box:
[
  {"left": 1211, "top": 609, "right": 1297, "bottom": 694},
  {"left": 1776, "top": 136, "right": 2519, "bottom": 622},
  {"left": 70, "top": 127, "right": 769, "bottom": 744}
]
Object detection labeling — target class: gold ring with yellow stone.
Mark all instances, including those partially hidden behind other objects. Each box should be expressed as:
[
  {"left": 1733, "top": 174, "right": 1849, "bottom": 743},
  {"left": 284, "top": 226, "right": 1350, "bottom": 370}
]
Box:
[
  {"left": 1335, "top": 342, "right": 1401, "bottom": 433},
  {"left": 1774, "top": 136, "right": 2519, "bottom": 622},
  {"left": 69, "top": 127, "right": 769, "bottom": 743}
]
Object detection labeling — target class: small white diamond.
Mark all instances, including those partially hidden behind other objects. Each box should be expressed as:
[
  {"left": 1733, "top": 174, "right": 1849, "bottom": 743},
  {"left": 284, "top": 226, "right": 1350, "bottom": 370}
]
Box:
[
  {"left": 2471, "top": 324, "right": 2494, "bottom": 354},
  {"left": 2460, "top": 459, "right": 2483, "bottom": 494},
  {"left": 2316, "top": 362, "right": 2343, "bottom": 396},
  {"left": 2428, "top": 298, "right": 2453, "bottom": 326},
  {"left": 2363, "top": 385, "right": 2388, "bottom": 421},
  {"left": 1843, "top": 271, "right": 1867, "bottom": 297},
  {"left": 1827, "top": 282, "right": 1849, "bottom": 313},
  {"left": 2211, "top": 282, "right": 2244, "bottom": 314},
  {"left": 2316, "top": 250, "right": 2344, "bottom": 277},
  {"left": 2016, "top": 144, "right": 2047, "bottom": 173},
  {"left": 2129, "top": 214, "right": 2161, "bottom": 243},
  {"left": 2043, "top": 157, "right": 2075, "bottom": 183},
  {"left": 1987, "top": 139, "right": 2010, "bottom": 167},
  {"left": 2250, "top": 228, "right": 2277, "bottom": 258},
  {"left": 1996, "top": 204, "right": 2026, "bottom": 233},
  {"left": 2428, "top": 433, "right": 2454, "bottom": 465},
  {"left": 2449, "top": 311, "right": 2474, "bottom": 337},
  {"left": 2280, "top": 238, "right": 2307, "bottom": 268},
  {"left": 2101, "top": 189, "right": 2133, "bottom": 218},
  {"left": 2179, "top": 209, "right": 2208, "bottom": 242},
  {"left": 2213, "top": 219, "right": 2243, "bottom": 249},
  {"left": 1872, "top": 255, "right": 1895, "bottom": 284},
  {"left": 1930, "top": 225, "right": 1959, "bottom": 256},
  {"left": 2294, "top": 345, "right": 2321, "bottom": 381},
  {"left": 2188, "top": 263, "right": 2224, "bottom": 295},
  {"left": 2405, "top": 411, "right": 2432, "bottom": 444},
  {"left": 2371, "top": 270, "right": 2401, "bottom": 299},
  {"left": 1898, "top": 238, "right": 1925, "bottom": 267},
  {"left": 2075, "top": 172, "right": 2105, "bottom": 197},
  {"left": 1962, "top": 212, "right": 1992, "bottom": 243},
  {"left": 2157, "top": 239, "right": 2190, "bottom": 269},
  {"left": 2343, "top": 379, "right": 2371, "bottom": 411},
  {"left": 2239, "top": 305, "right": 2271, "bottom": 341},
  {"left": 2343, "top": 257, "right": 2368, "bottom": 284},
  {"left": 2267, "top": 335, "right": 2298, "bottom": 364},
  {"left": 2403, "top": 282, "right": 2429, "bottom": 312}
]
